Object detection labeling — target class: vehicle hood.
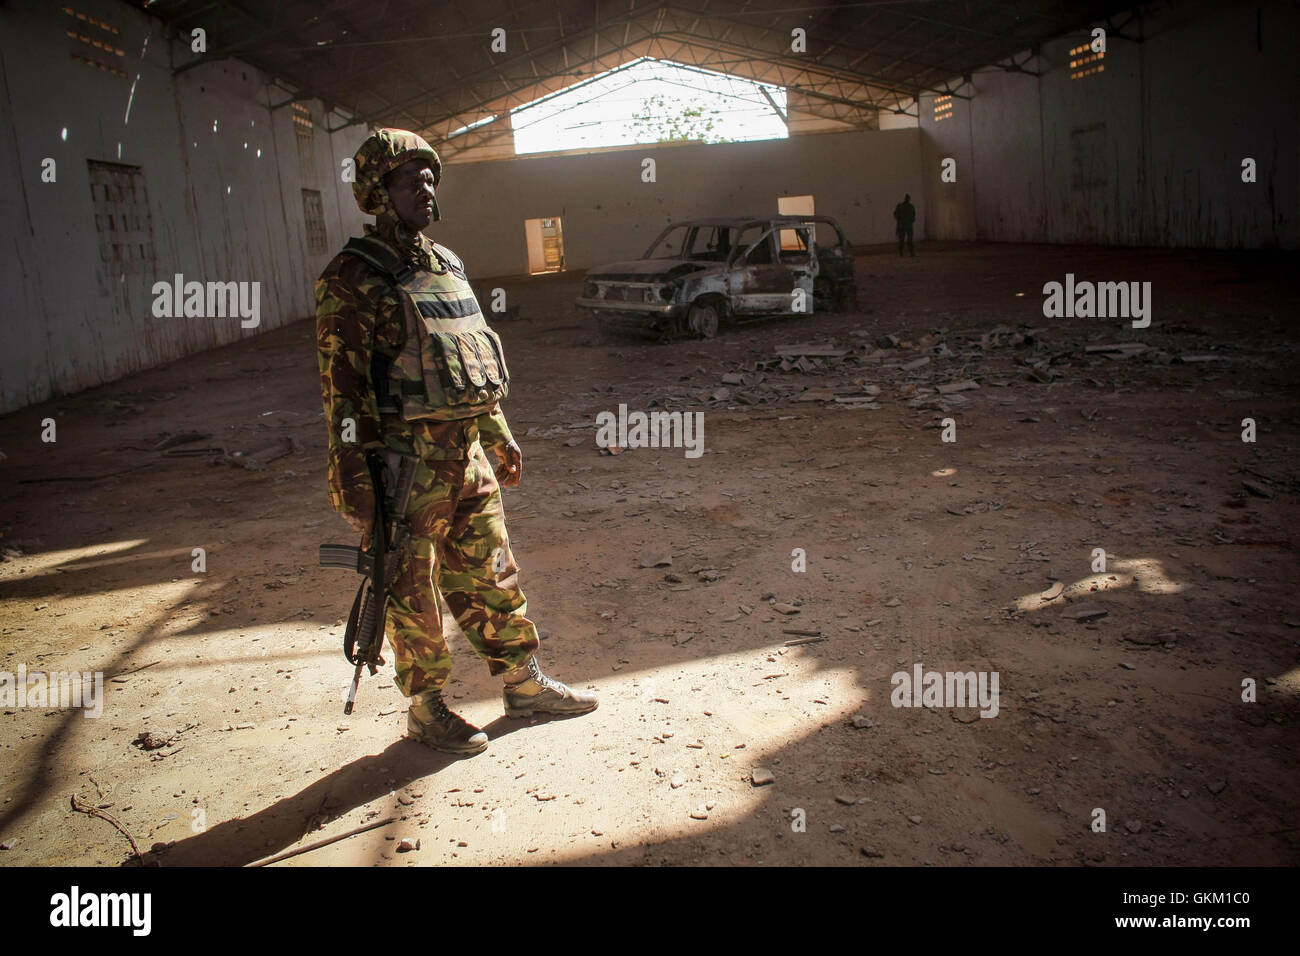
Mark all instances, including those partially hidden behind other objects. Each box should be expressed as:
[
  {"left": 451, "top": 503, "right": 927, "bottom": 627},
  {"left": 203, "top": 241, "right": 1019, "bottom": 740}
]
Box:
[{"left": 584, "top": 259, "right": 720, "bottom": 282}]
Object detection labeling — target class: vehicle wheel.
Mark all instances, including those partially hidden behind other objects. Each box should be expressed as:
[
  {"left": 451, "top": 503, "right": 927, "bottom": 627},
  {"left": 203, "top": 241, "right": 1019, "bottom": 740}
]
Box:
[{"left": 687, "top": 302, "right": 719, "bottom": 339}]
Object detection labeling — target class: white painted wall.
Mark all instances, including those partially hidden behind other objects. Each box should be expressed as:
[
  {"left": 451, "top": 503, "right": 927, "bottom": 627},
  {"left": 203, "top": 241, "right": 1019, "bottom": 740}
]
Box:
[
  {"left": 919, "top": 0, "right": 1299, "bottom": 248},
  {"left": 0, "top": 0, "right": 366, "bottom": 413}
]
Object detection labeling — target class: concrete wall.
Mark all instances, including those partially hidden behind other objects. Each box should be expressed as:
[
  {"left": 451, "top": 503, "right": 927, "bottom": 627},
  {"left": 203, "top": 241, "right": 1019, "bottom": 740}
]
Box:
[
  {"left": 430, "top": 128, "right": 924, "bottom": 278},
  {"left": 919, "top": 0, "right": 1299, "bottom": 248},
  {"left": 0, "top": 0, "right": 366, "bottom": 413}
]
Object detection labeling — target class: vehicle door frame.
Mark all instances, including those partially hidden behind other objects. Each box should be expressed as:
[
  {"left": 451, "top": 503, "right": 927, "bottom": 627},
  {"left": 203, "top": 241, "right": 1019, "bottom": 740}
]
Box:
[{"left": 726, "top": 226, "right": 798, "bottom": 315}]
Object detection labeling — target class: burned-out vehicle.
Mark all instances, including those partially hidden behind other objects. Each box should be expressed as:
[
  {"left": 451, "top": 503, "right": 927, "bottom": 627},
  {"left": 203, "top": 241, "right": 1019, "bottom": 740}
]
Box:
[{"left": 576, "top": 215, "right": 856, "bottom": 339}]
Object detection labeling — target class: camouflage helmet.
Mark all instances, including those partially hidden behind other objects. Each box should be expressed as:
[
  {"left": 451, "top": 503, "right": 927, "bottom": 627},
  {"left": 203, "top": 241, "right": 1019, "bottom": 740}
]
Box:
[{"left": 351, "top": 128, "right": 442, "bottom": 217}]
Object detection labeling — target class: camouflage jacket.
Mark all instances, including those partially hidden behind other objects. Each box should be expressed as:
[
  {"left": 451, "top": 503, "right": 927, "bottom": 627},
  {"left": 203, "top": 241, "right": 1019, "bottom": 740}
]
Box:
[{"left": 315, "top": 222, "right": 514, "bottom": 520}]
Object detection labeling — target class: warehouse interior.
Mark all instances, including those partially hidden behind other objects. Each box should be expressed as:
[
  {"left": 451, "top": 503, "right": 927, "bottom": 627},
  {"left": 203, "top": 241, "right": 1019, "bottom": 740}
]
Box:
[{"left": 0, "top": 0, "right": 1297, "bottom": 867}]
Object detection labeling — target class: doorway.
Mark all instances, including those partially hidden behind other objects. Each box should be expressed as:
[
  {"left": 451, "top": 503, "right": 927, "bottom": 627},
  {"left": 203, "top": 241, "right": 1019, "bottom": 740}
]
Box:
[
  {"left": 777, "top": 194, "right": 814, "bottom": 250},
  {"left": 524, "top": 217, "right": 565, "bottom": 274}
]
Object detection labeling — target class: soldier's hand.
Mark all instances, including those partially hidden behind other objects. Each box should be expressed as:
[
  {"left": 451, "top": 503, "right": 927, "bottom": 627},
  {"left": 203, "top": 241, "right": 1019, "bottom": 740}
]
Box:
[{"left": 492, "top": 440, "right": 523, "bottom": 487}]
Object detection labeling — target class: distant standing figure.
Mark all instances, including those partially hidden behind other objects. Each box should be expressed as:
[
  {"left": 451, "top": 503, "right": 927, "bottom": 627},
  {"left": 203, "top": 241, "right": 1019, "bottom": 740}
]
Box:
[{"left": 893, "top": 194, "right": 916, "bottom": 257}]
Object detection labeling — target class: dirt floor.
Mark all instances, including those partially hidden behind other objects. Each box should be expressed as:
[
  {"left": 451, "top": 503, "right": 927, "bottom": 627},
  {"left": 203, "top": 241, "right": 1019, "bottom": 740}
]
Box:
[{"left": 1, "top": 240, "right": 1298, "bottom": 867}]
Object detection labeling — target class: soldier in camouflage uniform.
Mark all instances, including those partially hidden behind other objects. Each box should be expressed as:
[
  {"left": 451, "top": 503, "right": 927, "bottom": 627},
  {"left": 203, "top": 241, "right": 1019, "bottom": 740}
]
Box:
[{"left": 316, "top": 128, "right": 596, "bottom": 756}]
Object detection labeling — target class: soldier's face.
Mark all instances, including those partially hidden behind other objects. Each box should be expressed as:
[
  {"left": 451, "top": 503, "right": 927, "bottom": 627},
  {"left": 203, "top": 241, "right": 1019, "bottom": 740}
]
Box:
[{"left": 384, "top": 159, "right": 437, "bottom": 231}]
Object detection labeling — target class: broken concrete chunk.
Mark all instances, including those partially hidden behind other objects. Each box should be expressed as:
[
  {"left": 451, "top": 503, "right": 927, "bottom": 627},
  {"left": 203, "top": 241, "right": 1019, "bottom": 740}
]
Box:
[
  {"left": 132, "top": 731, "right": 170, "bottom": 751},
  {"left": 1085, "top": 343, "right": 1148, "bottom": 358},
  {"left": 1061, "top": 604, "right": 1108, "bottom": 621},
  {"left": 639, "top": 546, "right": 672, "bottom": 568},
  {"left": 776, "top": 343, "right": 850, "bottom": 359}
]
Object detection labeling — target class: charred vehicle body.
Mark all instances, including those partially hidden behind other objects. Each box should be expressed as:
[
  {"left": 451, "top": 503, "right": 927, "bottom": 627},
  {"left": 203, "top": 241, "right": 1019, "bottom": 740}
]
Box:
[{"left": 576, "top": 215, "right": 856, "bottom": 339}]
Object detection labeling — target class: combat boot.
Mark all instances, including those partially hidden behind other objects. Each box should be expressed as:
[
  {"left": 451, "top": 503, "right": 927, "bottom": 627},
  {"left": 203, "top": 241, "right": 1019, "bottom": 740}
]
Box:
[
  {"left": 406, "top": 689, "right": 488, "bottom": 755},
  {"left": 502, "top": 657, "right": 598, "bottom": 719}
]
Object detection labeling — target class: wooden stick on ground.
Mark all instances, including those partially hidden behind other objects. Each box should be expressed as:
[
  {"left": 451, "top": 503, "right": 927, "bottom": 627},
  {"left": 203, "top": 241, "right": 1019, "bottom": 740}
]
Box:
[
  {"left": 109, "top": 660, "right": 162, "bottom": 682},
  {"left": 247, "top": 816, "right": 397, "bottom": 867},
  {"left": 70, "top": 794, "right": 143, "bottom": 862}
]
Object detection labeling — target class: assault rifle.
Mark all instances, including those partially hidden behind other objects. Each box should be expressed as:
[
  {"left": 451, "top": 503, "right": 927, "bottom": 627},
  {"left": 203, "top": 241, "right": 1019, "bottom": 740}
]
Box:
[{"left": 319, "top": 451, "right": 417, "bottom": 715}]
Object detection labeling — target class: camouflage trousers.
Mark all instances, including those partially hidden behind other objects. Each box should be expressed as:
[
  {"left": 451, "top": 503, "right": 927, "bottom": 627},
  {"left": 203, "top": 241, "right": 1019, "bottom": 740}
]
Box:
[{"left": 379, "top": 440, "right": 539, "bottom": 697}]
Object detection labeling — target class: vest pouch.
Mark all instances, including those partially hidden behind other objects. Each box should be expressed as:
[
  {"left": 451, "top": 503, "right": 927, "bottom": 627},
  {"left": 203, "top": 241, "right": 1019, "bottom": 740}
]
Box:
[
  {"left": 431, "top": 331, "right": 467, "bottom": 393},
  {"left": 427, "top": 328, "right": 509, "bottom": 408},
  {"left": 458, "top": 330, "right": 507, "bottom": 387},
  {"left": 428, "top": 330, "right": 504, "bottom": 398},
  {"left": 482, "top": 328, "right": 510, "bottom": 382}
]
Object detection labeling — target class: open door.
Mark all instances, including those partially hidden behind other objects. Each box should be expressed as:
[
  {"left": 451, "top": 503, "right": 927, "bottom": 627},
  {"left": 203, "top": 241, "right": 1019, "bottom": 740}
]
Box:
[
  {"left": 728, "top": 225, "right": 815, "bottom": 315},
  {"left": 777, "top": 194, "right": 814, "bottom": 250},
  {"left": 524, "top": 217, "right": 565, "bottom": 274}
]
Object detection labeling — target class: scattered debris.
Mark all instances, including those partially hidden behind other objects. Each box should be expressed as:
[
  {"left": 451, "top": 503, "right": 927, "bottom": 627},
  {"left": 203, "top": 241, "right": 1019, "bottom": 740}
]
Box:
[
  {"left": 216, "top": 435, "right": 300, "bottom": 471},
  {"left": 1241, "top": 480, "right": 1272, "bottom": 499},
  {"left": 782, "top": 634, "right": 826, "bottom": 647},
  {"left": 639, "top": 546, "right": 672, "bottom": 568},
  {"left": 70, "top": 794, "right": 142, "bottom": 863},
  {"left": 248, "top": 817, "right": 398, "bottom": 867},
  {"left": 1085, "top": 343, "right": 1148, "bottom": 359},
  {"left": 1061, "top": 604, "right": 1108, "bottom": 622},
  {"left": 132, "top": 731, "right": 170, "bottom": 751}
]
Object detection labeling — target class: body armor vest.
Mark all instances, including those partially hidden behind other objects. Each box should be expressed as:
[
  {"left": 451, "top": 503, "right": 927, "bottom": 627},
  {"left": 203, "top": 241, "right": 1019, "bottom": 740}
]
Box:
[{"left": 340, "top": 235, "right": 510, "bottom": 422}]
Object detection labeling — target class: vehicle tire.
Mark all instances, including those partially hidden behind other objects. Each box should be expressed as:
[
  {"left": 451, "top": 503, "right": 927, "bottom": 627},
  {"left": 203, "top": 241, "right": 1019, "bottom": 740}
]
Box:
[{"left": 687, "top": 302, "right": 720, "bottom": 339}]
